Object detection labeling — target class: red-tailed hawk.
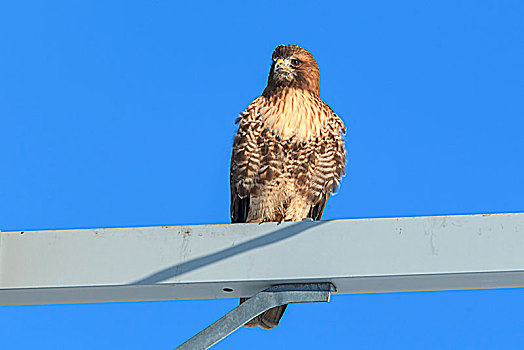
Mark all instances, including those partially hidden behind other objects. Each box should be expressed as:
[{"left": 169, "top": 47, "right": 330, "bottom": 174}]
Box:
[{"left": 230, "top": 45, "right": 346, "bottom": 329}]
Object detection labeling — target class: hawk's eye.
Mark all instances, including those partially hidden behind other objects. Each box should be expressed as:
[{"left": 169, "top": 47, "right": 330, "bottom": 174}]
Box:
[{"left": 290, "top": 58, "right": 301, "bottom": 66}]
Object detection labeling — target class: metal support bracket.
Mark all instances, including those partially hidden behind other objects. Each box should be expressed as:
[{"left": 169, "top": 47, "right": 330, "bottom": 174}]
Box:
[{"left": 176, "top": 283, "right": 335, "bottom": 349}]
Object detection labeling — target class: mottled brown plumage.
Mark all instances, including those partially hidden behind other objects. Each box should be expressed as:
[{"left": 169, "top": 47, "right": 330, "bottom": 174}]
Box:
[{"left": 230, "top": 44, "right": 346, "bottom": 329}]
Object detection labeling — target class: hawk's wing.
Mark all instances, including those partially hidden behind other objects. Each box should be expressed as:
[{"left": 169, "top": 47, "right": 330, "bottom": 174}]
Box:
[
  {"left": 231, "top": 190, "right": 250, "bottom": 223},
  {"left": 307, "top": 193, "right": 330, "bottom": 220},
  {"left": 302, "top": 105, "right": 346, "bottom": 221},
  {"left": 230, "top": 97, "right": 264, "bottom": 223}
]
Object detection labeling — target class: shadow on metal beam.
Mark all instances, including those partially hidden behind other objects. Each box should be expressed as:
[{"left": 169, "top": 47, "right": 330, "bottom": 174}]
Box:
[{"left": 133, "top": 221, "right": 327, "bottom": 285}]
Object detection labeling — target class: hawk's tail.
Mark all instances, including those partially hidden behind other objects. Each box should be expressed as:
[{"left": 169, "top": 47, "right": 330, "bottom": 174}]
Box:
[{"left": 240, "top": 298, "right": 287, "bottom": 330}]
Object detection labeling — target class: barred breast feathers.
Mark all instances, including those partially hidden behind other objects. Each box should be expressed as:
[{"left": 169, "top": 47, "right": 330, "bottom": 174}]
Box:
[
  {"left": 232, "top": 90, "right": 346, "bottom": 198},
  {"left": 260, "top": 88, "right": 330, "bottom": 141},
  {"left": 236, "top": 89, "right": 345, "bottom": 140}
]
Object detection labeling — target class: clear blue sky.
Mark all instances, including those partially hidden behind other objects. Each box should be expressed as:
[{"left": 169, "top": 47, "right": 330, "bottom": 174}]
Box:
[{"left": 1, "top": 1, "right": 524, "bottom": 349}]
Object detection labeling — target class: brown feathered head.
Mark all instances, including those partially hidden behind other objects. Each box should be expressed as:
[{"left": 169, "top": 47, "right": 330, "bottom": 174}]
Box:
[{"left": 264, "top": 44, "right": 320, "bottom": 94}]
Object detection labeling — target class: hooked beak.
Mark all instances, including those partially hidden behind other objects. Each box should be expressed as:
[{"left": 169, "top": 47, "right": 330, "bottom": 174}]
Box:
[{"left": 275, "top": 58, "right": 293, "bottom": 72}]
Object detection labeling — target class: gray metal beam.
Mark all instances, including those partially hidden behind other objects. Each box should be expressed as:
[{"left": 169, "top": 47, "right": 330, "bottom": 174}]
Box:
[{"left": 1, "top": 213, "right": 523, "bottom": 306}]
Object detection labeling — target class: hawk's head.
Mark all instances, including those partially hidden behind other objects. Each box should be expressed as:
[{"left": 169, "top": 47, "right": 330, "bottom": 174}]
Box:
[{"left": 265, "top": 44, "right": 320, "bottom": 94}]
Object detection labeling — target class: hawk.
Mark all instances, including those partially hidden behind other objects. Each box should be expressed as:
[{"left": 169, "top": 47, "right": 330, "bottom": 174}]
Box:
[{"left": 230, "top": 45, "right": 346, "bottom": 329}]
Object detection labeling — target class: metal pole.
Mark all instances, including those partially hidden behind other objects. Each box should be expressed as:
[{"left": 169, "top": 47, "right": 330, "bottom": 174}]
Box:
[{"left": 176, "top": 283, "right": 335, "bottom": 350}]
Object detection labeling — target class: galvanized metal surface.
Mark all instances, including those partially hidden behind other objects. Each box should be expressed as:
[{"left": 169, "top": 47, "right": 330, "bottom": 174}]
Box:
[
  {"left": 176, "top": 283, "right": 334, "bottom": 349},
  {"left": 1, "top": 213, "right": 523, "bottom": 305}
]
